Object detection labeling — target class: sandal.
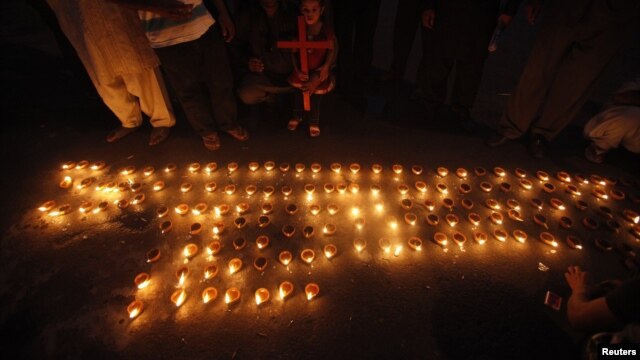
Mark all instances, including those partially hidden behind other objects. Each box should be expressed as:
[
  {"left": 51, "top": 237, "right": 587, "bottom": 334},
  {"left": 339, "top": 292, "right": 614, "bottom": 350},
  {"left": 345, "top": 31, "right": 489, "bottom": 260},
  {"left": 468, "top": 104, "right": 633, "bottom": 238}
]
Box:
[
  {"left": 106, "top": 126, "right": 138, "bottom": 143},
  {"left": 225, "top": 126, "right": 249, "bottom": 141},
  {"left": 288, "top": 118, "right": 302, "bottom": 131},
  {"left": 149, "top": 126, "right": 171, "bottom": 146},
  {"left": 202, "top": 132, "right": 221, "bottom": 151},
  {"left": 309, "top": 124, "right": 320, "bottom": 137}
]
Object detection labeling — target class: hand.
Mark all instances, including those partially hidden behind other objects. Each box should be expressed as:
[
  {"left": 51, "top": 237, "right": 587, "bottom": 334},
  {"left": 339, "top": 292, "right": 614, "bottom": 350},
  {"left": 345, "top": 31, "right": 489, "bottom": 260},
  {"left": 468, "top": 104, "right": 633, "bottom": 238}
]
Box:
[
  {"left": 218, "top": 14, "right": 235, "bottom": 42},
  {"left": 297, "top": 70, "right": 309, "bottom": 82},
  {"left": 248, "top": 58, "right": 264, "bottom": 73},
  {"left": 318, "top": 66, "right": 330, "bottom": 82},
  {"left": 565, "top": 266, "right": 588, "bottom": 294},
  {"left": 526, "top": 0, "right": 542, "bottom": 25},
  {"left": 422, "top": 9, "right": 435, "bottom": 29},
  {"left": 149, "top": 0, "right": 193, "bottom": 21},
  {"left": 303, "top": 73, "right": 322, "bottom": 94},
  {"left": 497, "top": 14, "right": 513, "bottom": 27}
]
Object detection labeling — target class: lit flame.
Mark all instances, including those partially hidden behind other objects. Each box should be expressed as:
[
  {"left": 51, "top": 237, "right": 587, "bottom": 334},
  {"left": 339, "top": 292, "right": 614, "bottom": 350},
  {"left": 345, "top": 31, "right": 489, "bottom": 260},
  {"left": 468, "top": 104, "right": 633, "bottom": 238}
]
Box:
[
  {"left": 127, "top": 300, "right": 143, "bottom": 319},
  {"left": 171, "top": 289, "right": 186, "bottom": 307},
  {"left": 279, "top": 282, "right": 293, "bottom": 300},
  {"left": 394, "top": 245, "right": 402, "bottom": 257}
]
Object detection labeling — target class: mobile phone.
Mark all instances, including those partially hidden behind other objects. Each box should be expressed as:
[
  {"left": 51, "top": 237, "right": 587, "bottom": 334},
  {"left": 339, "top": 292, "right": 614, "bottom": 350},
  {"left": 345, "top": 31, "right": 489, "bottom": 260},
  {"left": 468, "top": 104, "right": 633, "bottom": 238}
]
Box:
[{"left": 544, "top": 291, "right": 562, "bottom": 311}]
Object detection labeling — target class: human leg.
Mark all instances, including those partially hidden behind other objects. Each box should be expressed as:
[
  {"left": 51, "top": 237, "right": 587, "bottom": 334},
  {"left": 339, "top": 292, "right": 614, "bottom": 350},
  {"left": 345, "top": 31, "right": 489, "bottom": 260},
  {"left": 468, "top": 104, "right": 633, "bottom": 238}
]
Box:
[
  {"left": 497, "top": 22, "right": 574, "bottom": 139},
  {"left": 201, "top": 27, "right": 247, "bottom": 140},
  {"left": 531, "top": 23, "right": 630, "bottom": 141},
  {"left": 122, "top": 66, "right": 176, "bottom": 145},
  {"left": 308, "top": 94, "right": 323, "bottom": 137},
  {"left": 154, "top": 40, "right": 218, "bottom": 137}
]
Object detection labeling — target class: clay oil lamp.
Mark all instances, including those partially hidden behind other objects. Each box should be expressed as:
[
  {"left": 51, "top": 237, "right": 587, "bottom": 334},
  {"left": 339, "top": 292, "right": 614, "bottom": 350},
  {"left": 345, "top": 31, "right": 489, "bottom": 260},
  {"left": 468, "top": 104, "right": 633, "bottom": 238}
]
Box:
[
  {"left": 324, "top": 244, "right": 337, "bottom": 259},
  {"left": 205, "top": 162, "right": 217, "bottom": 173},
  {"left": 279, "top": 281, "right": 294, "bottom": 300},
  {"left": 408, "top": 237, "right": 423, "bottom": 251},
  {"left": 279, "top": 251, "right": 293, "bottom": 266},
  {"left": 255, "top": 288, "right": 270, "bottom": 305},
  {"left": 225, "top": 288, "right": 241, "bottom": 305},
  {"left": 305, "top": 283, "right": 320, "bottom": 301},
  {"left": 347, "top": 238, "right": 365, "bottom": 254},
  {"left": 202, "top": 287, "right": 218, "bottom": 304},
  {"left": 433, "top": 232, "right": 448, "bottom": 247},
  {"left": 127, "top": 300, "right": 144, "bottom": 319}
]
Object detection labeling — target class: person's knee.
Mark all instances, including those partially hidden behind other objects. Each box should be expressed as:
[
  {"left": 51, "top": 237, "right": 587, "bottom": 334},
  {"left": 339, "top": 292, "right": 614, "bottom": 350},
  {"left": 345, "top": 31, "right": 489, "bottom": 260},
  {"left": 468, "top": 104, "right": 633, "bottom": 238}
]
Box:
[{"left": 237, "top": 86, "right": 266, "bottom": 105}]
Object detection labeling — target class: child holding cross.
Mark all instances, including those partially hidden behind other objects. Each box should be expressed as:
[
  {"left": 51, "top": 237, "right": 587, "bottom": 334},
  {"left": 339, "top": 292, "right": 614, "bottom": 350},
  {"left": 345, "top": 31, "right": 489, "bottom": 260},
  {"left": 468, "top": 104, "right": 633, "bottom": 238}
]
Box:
[{"left": 286, "top": 0, "right": 338, "bottom": 137}]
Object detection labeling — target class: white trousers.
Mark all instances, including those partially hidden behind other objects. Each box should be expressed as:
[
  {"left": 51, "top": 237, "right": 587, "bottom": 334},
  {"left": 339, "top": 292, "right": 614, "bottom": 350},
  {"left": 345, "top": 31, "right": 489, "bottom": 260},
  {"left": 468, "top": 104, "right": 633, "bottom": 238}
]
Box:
[
  {"left": 93, "top": 67, "right": 176, "bottom": 128},
  {"left": 584, "top": 106, "right": 640, "bottom": 154}
]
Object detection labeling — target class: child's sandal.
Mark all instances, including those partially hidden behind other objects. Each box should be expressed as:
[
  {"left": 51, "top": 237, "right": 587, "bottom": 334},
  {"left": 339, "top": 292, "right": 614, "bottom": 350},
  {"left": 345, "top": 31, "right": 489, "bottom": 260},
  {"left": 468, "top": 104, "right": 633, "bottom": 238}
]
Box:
[
  {"left": 309, "top": 124, "right": 320, "bottom": 137},
  {"left": 288, "top": 118, "right": 302, "bottom": 131}
]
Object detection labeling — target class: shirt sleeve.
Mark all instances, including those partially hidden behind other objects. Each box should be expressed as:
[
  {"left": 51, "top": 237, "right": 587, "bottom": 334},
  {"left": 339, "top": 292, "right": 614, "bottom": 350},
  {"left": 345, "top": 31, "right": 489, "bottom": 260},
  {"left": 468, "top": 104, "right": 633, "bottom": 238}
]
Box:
[{"left": 606, "top": 277, "right": 640, "bottom": 324}]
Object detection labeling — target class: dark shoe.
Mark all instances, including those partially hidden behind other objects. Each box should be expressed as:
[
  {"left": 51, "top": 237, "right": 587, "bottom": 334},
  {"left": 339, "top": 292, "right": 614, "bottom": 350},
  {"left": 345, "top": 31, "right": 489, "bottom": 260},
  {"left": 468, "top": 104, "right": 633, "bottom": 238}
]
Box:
[
  {"left": 452, "top": 105, "right": 476, "bottom": 133},
  {"left": 225, "top": 126, "right": 249, "bottom": 141},
  {"left": 149, "top": 126, "right": 171, "bottom": 146},
  {"left": 106, "top": 126, "right": 138, "bottom": 143},
  {"left": 485, "top": 133, "right": 510, "bottom": 147},
  {"left": 585, "top": 143, "right": 605, "bottom": 164},
  {"left": 528, "top": 134, "right": 546, "bottom": 159},
  {"left": 202, "top": 132, "right": 221, "bottom": 151}
]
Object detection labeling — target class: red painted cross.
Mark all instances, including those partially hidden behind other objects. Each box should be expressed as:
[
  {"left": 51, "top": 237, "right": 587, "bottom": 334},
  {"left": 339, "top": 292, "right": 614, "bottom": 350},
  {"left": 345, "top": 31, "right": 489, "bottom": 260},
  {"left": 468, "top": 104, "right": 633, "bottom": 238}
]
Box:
[{"left": 277, "top": 16, "right": 334, "bottom": 111}]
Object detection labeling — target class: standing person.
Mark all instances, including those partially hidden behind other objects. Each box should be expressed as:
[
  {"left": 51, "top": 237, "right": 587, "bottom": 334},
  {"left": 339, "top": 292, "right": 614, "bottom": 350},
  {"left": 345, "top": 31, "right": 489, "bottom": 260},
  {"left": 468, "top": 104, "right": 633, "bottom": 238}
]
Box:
[
  {"left": 287, "top": 0, "right": 337, "bottom": 137},
  {"left": 486, "top": 0, "right": 640, "bottom": 158},
  {"left": 232, "top": 0, "right": 297, "bottom": 110},
  {"left": 416, "top": 0, "right": 519, "bottom": 131},
  {"left": 332, "top": 0, "right": 380, "bottom": 94},
  {"left": 382, "top": 0, "right": 425, "bottom": 87},
  {"left": 46, "top": 0, "right": 180, "bottom": 146},
  {"left": 138, "top": 0, "right": 249, "bottom": 150}
]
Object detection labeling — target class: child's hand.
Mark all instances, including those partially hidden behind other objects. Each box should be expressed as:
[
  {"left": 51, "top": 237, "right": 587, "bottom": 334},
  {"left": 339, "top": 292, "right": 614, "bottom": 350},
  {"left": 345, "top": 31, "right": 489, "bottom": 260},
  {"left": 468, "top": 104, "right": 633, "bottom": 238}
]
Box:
[
  {"left": 297, "top": 71, "right": 309, "bottom": 82},
  {"left": 565, "top": 266, "right": 588, "bottom": 294},
  {"left": 318, "top": 66, "right": 330, "bottom": 82},
  {"left": 248, "top": 58, "right": 264, "bottom": 73}
]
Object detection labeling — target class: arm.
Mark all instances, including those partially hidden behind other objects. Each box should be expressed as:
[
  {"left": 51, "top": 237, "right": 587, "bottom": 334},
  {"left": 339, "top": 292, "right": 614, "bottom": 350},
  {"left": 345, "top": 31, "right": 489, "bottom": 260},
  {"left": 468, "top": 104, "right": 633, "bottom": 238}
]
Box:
[
  {"left": 212, "top": 0, "right": 235, "bottom": 42},
  {"left": 108, "top": 0, "right": 193, "bottom": 20},
  {"left": 318, "top": 37, "right": 338, "bottom": 82},
  {"left": 421, "top": 0, "right": 435, "bottom": 29},
  {"left": 565, "top": 266, "right": 621, "bottom": 331},
  {"left": 525, "top": 0, "right": 543, "bottom": 25}
]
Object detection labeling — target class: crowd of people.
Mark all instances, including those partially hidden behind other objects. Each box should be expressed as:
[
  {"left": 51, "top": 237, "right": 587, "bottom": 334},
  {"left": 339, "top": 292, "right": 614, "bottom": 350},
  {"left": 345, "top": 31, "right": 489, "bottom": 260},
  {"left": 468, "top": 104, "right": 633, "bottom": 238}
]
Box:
[{"left": 40, "top": 0, "right": 639, "bottom": 160}]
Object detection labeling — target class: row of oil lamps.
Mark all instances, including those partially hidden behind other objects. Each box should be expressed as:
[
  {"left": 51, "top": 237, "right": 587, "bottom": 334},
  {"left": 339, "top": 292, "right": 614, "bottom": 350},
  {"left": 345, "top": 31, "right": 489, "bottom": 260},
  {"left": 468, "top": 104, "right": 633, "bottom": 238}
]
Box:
[
  {"left": 59, "top": 160, "right": 633, "bottom": 187},
  {"left": 127, "top": 281, "right": 320, "bottom": 319}
]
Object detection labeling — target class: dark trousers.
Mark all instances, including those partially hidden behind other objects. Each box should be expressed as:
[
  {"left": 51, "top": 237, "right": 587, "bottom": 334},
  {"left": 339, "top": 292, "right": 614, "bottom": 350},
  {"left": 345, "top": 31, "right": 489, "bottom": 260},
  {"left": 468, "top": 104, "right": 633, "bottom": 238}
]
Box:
[
  {"left": 154, "top": 26, "right": 238, "bottom": 136},
  {"left": 293, "top": 92, "right": 323, "bottom": 125},
  {"left": 333, "top": 0, "right": 382, "bottom": 89},
  {"left": 418, "top": 54, "right": 487, "bottom": 110},
  {"left": 388, "top": 0, "right": 423, "bottom": 79},
  {"left": 499, "top": 2, "right": 634, "bottom": 141}
]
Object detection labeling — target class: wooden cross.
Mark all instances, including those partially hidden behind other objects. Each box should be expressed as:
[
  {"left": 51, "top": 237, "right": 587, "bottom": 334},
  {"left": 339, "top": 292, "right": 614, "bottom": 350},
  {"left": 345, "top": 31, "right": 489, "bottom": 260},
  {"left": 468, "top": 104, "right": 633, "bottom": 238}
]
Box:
[{"left": 277, "top": 16, "right": 334, "bottom": 111}]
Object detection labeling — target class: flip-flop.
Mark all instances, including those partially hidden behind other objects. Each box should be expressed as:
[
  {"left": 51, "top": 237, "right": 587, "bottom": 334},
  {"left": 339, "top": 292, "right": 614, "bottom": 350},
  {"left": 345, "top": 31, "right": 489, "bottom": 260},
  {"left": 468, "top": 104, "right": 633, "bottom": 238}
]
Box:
[
  {"left": 149, "top": 126, "right": 171, "bottom": 146},
  {"left": 202, "top": 132, "right": 221, "bottom": 150},
  {"left": 106, "top": 126, "right": 138, "bottom": 143},
  {"left": 288, "top": 118, "right": 302, "bottom": 131},
  {"left": 225, "top": 126, "right": 249, "bottom": 141},
  {"left": 309, "top": 124, "right": 320, "bottom": 137}
]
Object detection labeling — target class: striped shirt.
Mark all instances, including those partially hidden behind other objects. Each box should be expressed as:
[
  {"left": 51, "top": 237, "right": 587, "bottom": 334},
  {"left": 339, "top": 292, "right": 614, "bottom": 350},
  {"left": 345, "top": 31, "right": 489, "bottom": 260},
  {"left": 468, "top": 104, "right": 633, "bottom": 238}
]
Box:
[{"left": 139, "top": 0, "right": 215, "bottom": 48}]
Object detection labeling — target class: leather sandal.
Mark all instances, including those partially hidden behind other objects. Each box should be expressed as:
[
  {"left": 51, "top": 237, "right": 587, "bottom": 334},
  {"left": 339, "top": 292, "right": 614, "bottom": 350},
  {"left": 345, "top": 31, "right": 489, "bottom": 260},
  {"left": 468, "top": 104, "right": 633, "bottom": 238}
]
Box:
[
  {"left": 288, "top": 118, "right": 302, "bottom": 131},
  {"left": 106, "top": 126, "right": 138, "bottom": 143},
  {"left": 225, "top": 126, "right": 249, "bottom": 141},
  {"left": 202, "top": 132, "right": 221, "bottom": 150},
  {"left": 309, "top": 124, "right": 320, "bottom": 137},
  {"left": 149, "top": 126, "right": 171, "bottom": 146}
]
